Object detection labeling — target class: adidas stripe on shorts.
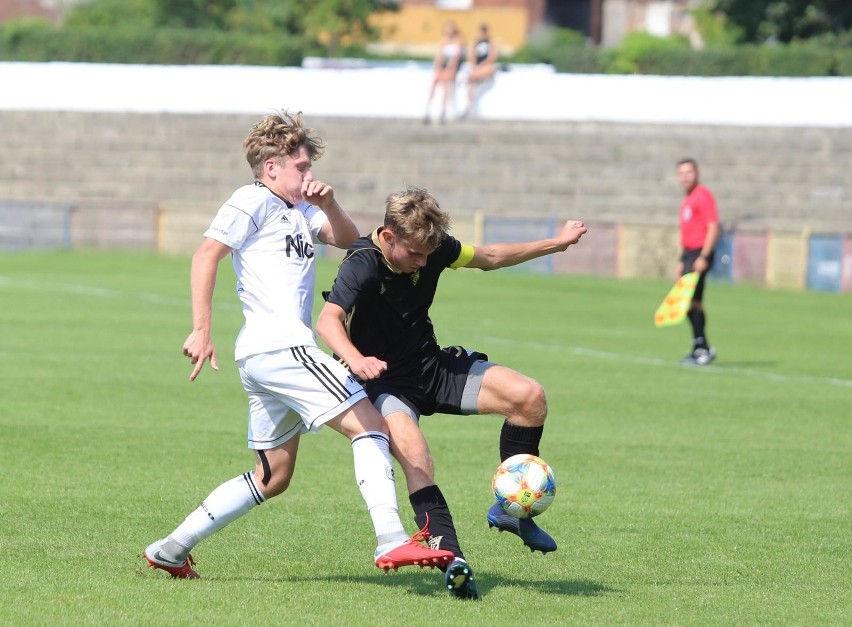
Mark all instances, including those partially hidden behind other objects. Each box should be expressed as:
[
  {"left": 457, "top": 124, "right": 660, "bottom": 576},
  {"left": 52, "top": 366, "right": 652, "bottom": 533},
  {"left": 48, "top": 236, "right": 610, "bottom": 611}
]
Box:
[{"left": 238, "top": 345, "right": 367, "bottom": 450}]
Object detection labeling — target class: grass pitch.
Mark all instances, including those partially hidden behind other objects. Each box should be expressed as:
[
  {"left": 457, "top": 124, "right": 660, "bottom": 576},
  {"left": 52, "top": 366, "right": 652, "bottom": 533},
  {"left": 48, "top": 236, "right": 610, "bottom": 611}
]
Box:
[{"left": 0, "top": 250, "right": 850, "bottom": 625}]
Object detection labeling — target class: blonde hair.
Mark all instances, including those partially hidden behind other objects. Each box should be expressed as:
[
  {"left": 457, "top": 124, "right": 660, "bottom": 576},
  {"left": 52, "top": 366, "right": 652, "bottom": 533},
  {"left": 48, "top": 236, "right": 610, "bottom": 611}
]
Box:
[
  {"left": 243, "top": 110, "right": 324, "bottom": 178},
  {"left": 384, "top": 187, "right": 451, "bottom": 249}
]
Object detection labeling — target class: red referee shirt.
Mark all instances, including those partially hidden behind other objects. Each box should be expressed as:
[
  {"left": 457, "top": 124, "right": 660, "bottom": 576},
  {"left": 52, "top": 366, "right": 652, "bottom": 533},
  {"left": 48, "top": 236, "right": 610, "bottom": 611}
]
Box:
[{"left": 680, "top": 184, "right": 718, "bottom": 249}]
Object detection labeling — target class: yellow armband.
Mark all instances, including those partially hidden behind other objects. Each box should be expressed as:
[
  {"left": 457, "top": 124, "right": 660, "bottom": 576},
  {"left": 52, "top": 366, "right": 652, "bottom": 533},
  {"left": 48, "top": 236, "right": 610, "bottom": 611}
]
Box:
[{"left": 450, "top": 244, "right": 475, "bottom": 269}]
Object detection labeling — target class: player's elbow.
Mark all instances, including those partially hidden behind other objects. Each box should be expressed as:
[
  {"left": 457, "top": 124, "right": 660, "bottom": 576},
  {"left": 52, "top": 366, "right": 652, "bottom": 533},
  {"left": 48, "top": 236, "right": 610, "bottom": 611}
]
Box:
[{"left": 475, "top": 247, "right": 503, "bottom": 271}]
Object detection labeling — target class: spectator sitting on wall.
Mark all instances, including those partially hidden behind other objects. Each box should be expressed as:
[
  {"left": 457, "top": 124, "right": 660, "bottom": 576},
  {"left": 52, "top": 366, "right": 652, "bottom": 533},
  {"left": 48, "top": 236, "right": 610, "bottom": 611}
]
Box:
[
  {"left": 424, "top": 21, "right": 464, "bottom": 124},
  {"left": 462, "top": 23, "right": 499, "bottom": 118}
]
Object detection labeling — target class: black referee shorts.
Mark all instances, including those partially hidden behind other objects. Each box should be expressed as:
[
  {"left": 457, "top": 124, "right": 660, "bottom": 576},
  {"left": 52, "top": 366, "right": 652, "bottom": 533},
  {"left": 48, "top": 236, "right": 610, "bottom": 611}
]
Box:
[{"left": 681, "top": 248, "right": 714, "bottom": 302}]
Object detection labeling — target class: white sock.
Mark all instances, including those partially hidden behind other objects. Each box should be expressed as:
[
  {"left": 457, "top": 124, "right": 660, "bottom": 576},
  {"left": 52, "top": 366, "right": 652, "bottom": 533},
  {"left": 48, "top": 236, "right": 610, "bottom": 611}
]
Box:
[
  {"left": 168, "top": 472, "right": 265, "bottom": 557},
  {"left": 351, "top": 431, "right": 408, "bottom": 555}
]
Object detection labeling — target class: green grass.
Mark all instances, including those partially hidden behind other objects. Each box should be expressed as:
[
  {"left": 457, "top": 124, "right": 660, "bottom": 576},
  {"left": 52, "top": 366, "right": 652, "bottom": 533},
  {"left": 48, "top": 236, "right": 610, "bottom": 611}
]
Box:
[{"left": 1, "top": 250, "right": 850, "bottom": 625}]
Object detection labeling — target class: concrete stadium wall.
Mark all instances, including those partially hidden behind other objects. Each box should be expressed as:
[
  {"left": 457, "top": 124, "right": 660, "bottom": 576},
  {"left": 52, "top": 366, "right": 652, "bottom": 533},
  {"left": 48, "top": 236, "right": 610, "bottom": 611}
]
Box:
[
  {"left": 2, "top": 110, "right": 850, "bottom": 229},
  {"left": 1, "top": 109, "right": 851, "bottom": 291}
]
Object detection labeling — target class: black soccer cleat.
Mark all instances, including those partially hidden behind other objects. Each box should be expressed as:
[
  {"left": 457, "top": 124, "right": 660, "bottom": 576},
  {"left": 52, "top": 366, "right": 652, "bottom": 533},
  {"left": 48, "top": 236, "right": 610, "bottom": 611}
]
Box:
[
  {"left": 487, "top": 502, "right": 557, "bottom": 554},
  {"left": 445, "top": 558, "right": 480, "bottom": 600}
]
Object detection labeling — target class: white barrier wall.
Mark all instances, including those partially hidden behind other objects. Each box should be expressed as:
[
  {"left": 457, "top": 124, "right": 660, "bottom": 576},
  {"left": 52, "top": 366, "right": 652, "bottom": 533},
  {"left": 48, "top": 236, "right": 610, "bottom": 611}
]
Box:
[{"left": 2, "top": 61, "right": 852, "bottom": 127}]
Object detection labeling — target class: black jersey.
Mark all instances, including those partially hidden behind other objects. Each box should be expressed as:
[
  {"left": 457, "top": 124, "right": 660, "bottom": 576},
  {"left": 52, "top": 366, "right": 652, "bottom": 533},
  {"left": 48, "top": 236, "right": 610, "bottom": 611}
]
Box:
[
  {"left": 324, "top": 228, "right": 464, "bottom": 381},
  {"left": 473, "top": 37, "right": 492, "bottom": 65}
]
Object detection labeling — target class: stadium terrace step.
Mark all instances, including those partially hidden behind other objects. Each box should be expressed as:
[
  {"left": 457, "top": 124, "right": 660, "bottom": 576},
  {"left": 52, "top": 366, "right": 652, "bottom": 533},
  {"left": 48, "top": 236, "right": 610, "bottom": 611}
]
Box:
[{"left": 1, "top": 112, "right": 850, "bottom": 245}]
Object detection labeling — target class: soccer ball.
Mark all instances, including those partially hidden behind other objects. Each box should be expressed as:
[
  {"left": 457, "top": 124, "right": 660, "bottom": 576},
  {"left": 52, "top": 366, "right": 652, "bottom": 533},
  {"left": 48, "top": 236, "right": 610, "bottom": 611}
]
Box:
[{"left": 492, "top": 454, "right": 557, "bottom": 519}]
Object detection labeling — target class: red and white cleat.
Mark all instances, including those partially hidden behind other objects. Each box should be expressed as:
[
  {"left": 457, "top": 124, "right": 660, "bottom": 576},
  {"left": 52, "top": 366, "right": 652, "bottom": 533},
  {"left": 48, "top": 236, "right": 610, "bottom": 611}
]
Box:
[
  {"left": 144, "top": 540, "right": 200, "bottom": 579},
  {"left": 375, "top": 521, "right": 454, "bottom": 572}
]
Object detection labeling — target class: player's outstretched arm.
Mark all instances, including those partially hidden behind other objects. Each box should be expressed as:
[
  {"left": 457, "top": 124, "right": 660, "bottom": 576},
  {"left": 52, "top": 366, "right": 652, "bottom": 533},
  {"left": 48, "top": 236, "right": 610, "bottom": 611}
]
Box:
[
  {"left": 466, "top": 219, "right": 587, "bottom": 271},
  {"left": 183, "top": 237, "right": 231, "bottom": 381},
  {"left": 317, "top": 302, "right": 388, "bottom": 381}
]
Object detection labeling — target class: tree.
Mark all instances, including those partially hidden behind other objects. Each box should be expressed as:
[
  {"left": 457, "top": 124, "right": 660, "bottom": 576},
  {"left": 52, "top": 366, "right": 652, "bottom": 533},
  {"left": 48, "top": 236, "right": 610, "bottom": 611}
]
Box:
[
  {"left": 226, "top": 0, "right": 397, "bottom": 56},
  {"left": 63, "top": 0, "right": 395, "bottom": 56},
  {"left": 225, "top": 0, "right": 307, "bottom": 37},
  {"left": 707, "top": 0, "right": 852, "bottom": 43},
  {"left": 63, "top": 0, "right": 158, "bottom": 29},
  {"left": 152, "top": 0, "right": 236, "bottom": 30},
  {"left": 299, "top": 0, "right": 396, "bottom": 57}
]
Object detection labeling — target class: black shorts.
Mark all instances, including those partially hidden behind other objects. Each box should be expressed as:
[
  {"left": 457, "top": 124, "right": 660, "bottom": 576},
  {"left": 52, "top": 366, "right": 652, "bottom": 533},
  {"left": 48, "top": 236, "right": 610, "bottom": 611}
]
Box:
[
  {"left": 681, "top": 248, "right": 714, "bottom": 302},
  {"left": 365, "top": 346, "right": 491, "bottom": 419}
]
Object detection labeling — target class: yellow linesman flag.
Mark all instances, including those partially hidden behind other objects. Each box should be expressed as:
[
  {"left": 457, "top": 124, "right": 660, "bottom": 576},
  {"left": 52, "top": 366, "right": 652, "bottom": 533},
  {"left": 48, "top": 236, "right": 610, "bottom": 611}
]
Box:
[{"left": 654, "top": 272, "right": 699, "bottom": 327}]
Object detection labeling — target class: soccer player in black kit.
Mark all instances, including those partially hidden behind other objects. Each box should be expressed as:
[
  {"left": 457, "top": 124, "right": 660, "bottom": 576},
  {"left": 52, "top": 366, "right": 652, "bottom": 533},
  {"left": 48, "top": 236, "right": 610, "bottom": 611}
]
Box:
[{"left": 317, "top": 187, "right": 587, "bottom": 599}]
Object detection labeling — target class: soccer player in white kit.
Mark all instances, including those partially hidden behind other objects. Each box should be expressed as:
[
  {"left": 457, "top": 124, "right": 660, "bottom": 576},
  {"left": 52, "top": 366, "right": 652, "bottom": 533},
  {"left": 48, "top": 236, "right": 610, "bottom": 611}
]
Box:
[{"left": 143, "top": 111, "right": 453, "bottom": 579}]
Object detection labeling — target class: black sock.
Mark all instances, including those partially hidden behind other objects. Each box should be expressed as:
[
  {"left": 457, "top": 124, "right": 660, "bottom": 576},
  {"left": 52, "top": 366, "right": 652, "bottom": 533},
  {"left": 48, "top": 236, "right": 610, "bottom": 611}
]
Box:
[
  {"left": 409, "top": 485, "right": 463, "bottom": 559},
  {"left": 499, "top": 421, "right": 544, "bottom": 461},
  {"left": 687, "top": 308, "right": 708, "bottom": 349}
]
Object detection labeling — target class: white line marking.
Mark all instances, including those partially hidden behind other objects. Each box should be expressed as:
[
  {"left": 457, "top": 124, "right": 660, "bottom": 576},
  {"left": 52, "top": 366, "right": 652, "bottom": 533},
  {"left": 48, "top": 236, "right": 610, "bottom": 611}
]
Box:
[
  {"left": 0, "top": 276, "right": 121, "bottom": 297},
  {"left": 482, "top": 336, "right": 852, "bottom": 389},
  {"left": 0, "top": 275, "right": 240, "bottom": 310},
  {"left": 3, "top": 275, "right": 849, "bottom": 389}
]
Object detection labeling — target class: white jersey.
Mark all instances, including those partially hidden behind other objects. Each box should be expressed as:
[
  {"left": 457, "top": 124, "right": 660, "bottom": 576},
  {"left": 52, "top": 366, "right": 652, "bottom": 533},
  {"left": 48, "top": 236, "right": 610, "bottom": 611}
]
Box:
[{"left": 203, "top": 182, "right": 327, "bottom": 360}]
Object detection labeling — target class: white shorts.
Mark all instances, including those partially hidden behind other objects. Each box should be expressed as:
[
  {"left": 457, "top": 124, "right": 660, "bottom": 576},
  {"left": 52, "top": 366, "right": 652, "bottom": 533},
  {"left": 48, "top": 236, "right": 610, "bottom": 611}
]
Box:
[{"left": 237, "top": 345, "right": 367, "bottom": 450}]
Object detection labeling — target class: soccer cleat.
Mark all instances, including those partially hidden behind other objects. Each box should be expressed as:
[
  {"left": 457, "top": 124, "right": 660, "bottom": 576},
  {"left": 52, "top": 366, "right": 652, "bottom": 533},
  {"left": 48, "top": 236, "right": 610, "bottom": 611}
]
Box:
[
  {"left": 445, "top": 558, "right": 480, "bottom": 600},
  {"left": 681, "top": 346, "right": 716, "bottom": 366},
  {"left": 487, "top": 502, "right": 557, "bottom": 554},
  {"left": 693, "top": 346, "right": 716, "bottom": 366},
  {"left": 144, "top": 540, "right": 200, "bottom": 579},
  {"left": 375, "top": 540, "right": 455, "bottom": 572},
  {"left": 375, "top": 522, "right": 455, "bottom": 572}
]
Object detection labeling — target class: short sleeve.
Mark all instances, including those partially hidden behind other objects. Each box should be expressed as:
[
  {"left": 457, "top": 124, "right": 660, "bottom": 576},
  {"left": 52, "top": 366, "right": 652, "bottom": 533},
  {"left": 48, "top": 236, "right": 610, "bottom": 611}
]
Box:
[
  {"left": 302, "top": 202, "right": 328, "bottom": 242},
  {"left": 698, "top": 187, "right": 719, "bottom": 223},
  {"left": 204, "top": 203, "right": 258, "bottom": 249},
  {"left": 326, "top": 248, "right": 376, "bottom": 314},
  {"left": 436, "top": 235, "right": 464, "bottom": 268}
]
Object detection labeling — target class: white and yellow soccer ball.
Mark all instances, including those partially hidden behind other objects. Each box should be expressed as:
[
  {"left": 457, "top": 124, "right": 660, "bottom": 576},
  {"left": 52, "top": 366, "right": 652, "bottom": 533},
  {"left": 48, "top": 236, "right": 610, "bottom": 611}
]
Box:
[{"left": 492, "top": 454, "right": 557, "bottom": 519}]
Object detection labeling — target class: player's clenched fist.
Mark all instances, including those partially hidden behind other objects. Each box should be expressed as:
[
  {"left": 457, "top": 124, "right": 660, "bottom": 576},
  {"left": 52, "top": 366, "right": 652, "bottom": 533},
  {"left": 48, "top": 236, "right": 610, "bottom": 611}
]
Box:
[
  {"left": 302, "top": 179, "right": 335, "bottom": 210},
  {"left": 558, "top": 220, "right": 587, "bottom": 248}
]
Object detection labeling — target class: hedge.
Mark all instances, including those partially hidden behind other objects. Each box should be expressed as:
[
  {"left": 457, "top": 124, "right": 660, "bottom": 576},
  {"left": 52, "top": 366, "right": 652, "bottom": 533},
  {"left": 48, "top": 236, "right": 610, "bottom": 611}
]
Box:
[
  {"left": 1, "top": 21, "right": 850, "bottom": 76},
  {"left": 0, "top": 24, "right": 305, "bottom": 67}
]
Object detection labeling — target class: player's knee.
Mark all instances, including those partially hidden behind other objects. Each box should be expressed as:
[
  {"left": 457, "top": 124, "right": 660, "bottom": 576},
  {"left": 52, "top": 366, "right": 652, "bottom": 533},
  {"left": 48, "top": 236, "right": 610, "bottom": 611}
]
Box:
[
  {"left": 347, "top": 401, "right": 390, "bottom": 439},
  {"left": 515, "top": 380, "right": 547, "bottom": 425},
  {"left": 531, "top": 383, "right": 548, "bottom": 424},
  {"left": 255, "top": 467, "right": 292, "bottom": 498},
  {"left": 268, "top": 474, "right": 292, "bottom": 498},
  {"left": 365, "top": 417, "right": 390, "bottom": 438}
]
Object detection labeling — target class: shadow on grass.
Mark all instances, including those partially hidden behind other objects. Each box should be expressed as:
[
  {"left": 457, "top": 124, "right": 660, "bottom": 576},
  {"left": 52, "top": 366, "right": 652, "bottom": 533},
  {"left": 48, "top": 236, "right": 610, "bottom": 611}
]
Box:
[
  {"left": 195, "top": 568, "right": 612, "bottom": 598},
  {"left": 334, "top": 570, "right": 611, "bottom": 598}
]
